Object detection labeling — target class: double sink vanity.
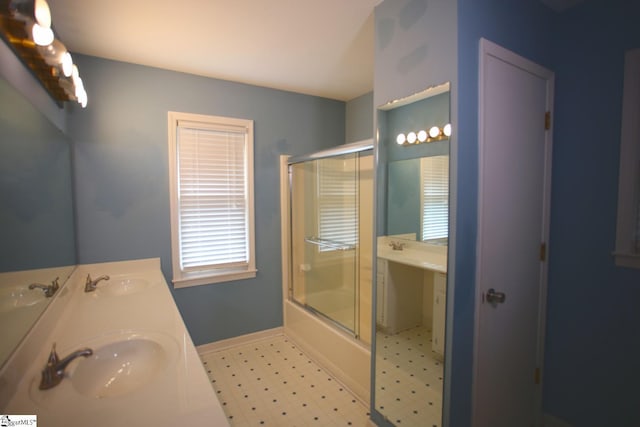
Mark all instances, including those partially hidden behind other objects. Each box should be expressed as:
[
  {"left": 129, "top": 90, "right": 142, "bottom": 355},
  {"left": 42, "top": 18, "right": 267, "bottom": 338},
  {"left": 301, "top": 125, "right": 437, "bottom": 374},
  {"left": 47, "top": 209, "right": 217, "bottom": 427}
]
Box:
[{"left": 0, "top": 258, "right": 228, "bottom": 426}]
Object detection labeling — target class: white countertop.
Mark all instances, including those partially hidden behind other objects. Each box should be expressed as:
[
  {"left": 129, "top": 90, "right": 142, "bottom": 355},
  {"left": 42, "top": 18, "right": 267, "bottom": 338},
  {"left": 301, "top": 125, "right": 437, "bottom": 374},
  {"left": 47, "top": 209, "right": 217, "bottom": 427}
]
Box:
[
  {"left": 377, "top": 237, "right": 448, "bottom": 273},
  {"left": 0, "top": 258, "right": 229, "bottom": 426}
]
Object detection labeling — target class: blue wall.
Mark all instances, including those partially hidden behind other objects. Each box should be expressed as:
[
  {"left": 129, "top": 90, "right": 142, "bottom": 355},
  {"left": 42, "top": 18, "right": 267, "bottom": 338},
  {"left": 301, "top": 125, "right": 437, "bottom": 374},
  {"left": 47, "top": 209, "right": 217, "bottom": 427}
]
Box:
[
  {"left": 346, "top": 91, "right": 374, "bottom": 142},
  {"left": 544, "top": 1, "right": 640, "bottom": 425},
  {"left": 67, "top": 55, "right": 345, "bottom": 345},
  {"left": 454, "top": 0, "right": 555, "bottom": 425},
  {"left": 455, "top": 0, "right": 640, "bottom": 425}
]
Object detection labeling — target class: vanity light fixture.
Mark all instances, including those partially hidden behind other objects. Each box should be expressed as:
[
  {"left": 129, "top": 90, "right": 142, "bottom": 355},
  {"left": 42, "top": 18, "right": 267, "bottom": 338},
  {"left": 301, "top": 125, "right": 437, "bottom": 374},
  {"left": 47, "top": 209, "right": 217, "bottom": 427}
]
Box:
[
  {"left": 1, "top": 0, "right": 89, "bottom": 108},
  {"left": 396, "top": 123, "right": 452, "bottom": 146}
]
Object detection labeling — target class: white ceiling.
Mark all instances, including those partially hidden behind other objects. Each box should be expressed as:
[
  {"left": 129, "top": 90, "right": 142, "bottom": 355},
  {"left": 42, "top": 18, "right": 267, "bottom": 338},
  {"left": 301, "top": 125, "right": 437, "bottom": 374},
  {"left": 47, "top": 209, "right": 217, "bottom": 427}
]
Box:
[
  {"left": 47, "top": 0, "right": 379, "bottom": 102},
  {"left": 46, "top": 0, "right": 581, "bottom": 103}
]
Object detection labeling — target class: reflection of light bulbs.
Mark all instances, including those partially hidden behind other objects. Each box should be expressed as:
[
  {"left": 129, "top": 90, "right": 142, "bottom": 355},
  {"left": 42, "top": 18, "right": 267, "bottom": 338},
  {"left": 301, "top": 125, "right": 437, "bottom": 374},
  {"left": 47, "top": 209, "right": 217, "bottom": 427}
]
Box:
[
  {"left": 31, "top": 22, "right": 54, "bottom": 46},
  {"left": 407, "top": 132, "right": 417, "bottom": 144},
  {"left": 418, "top": 130, "right": 427, "bottom": 142},
  {"left": 396, "top": 133, "right": 406, "bottom": 145},
  {"left": 429, "top": 126, "right": 440, "bottom": 138},
  {"left": 443, "top": 123, "right": 452, "bottom": 137}
]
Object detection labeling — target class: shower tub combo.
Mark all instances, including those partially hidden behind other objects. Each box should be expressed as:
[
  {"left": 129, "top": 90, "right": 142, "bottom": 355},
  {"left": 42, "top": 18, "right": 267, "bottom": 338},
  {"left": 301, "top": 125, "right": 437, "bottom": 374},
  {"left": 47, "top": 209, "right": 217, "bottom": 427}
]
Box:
[{"left": 280, "top": 140, "right": 373, "bottom": 403}]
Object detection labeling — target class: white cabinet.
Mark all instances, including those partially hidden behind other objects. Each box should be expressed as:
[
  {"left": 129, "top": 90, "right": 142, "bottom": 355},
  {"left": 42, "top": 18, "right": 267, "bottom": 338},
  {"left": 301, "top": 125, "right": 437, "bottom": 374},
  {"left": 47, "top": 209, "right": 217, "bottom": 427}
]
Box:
[
  {"left": 376, "top": 258, "right": 424, "bottom": 334},
  {"left": 432, "top": 272, "right": 447, "bottom": 357}
]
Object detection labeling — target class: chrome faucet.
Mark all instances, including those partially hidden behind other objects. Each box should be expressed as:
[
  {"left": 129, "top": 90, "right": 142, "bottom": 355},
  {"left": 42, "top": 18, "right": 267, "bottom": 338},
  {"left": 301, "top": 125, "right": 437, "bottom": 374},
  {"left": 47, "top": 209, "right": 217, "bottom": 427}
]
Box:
[
  {"left": 39, "top": 343, "right": 93, "bottom": 390},
  {"left": 84, "top": 274, "right": 110, "bottom": 292},
  {"left": 389, "top": 241, "right": 406, "bottom": 251},
  {"left": 28, "top": 277, "right": 60, "bottom": 297}
]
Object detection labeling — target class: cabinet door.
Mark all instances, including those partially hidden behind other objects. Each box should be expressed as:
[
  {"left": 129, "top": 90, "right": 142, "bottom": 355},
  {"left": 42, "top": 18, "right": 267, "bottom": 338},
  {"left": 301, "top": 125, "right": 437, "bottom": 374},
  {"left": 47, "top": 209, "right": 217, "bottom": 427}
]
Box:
[{"left": 432, "top": 273, "right": 447, "bottom": 356}]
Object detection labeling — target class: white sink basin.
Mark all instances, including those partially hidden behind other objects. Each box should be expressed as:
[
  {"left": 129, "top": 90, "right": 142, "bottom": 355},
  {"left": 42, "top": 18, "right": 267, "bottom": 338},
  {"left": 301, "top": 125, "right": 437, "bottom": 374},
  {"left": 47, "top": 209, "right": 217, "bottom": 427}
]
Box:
[
  {"left": 94, "top": 277, "right": 152, "bottom": 297},
  {"left": 71, "top": 338, "right": 165, "bottom": 398},
  {"left": 30, "top": 331, "right": 178, "bottom": 405},
  {"left": 0, "top": 285, "right": 46, "bottom": 313}
]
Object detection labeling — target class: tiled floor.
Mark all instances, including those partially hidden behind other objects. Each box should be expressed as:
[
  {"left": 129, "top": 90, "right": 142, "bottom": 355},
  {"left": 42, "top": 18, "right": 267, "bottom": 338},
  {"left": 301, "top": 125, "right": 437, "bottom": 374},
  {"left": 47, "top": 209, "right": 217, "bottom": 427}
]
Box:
[
  {"left": 200, "top": 335, "right": 371, "bottom": 426},
  {"left": 375, "top": 326, "right": 443, "bottom": 427}
]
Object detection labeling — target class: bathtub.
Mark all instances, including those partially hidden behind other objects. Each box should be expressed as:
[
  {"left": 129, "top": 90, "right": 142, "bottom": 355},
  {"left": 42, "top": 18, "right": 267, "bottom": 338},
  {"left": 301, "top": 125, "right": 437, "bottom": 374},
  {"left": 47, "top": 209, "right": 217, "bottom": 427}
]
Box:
[{"left": 283, "top": 299, "right": 370, "bottom": 404}]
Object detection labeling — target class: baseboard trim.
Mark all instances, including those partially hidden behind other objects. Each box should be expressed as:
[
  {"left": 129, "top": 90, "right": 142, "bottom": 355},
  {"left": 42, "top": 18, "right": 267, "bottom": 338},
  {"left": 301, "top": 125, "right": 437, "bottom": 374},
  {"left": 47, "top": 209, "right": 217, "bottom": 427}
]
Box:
[
  {"left": 196, "top": 327, "right": 284, "bottom": 355},
  {"left": 544, "top": 413, "right": 573, "bottom": 427}
]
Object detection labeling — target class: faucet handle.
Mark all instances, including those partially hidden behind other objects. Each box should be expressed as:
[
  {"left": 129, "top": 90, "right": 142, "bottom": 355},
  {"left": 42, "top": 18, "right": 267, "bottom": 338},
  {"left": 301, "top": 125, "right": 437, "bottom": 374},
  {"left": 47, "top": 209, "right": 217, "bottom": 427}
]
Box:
[
  {"left": 51, "top": 277, "right": 60, "bottom": 292},
  {"left": 47, "top": 343, "right": 60, "bottom": 366}
]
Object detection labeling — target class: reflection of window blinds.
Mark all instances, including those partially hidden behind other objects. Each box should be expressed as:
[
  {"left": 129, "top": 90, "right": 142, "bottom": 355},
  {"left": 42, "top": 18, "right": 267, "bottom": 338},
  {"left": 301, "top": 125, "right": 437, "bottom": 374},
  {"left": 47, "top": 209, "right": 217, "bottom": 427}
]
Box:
[
  {"left": 318, "top": 157, "right": 358, "bottom": 250},
  {"left": 177, "top": 123, "right": 249, "bottom": 270},
  {"left": 421, "top": 156, "right": 449, "bottom": 242}
]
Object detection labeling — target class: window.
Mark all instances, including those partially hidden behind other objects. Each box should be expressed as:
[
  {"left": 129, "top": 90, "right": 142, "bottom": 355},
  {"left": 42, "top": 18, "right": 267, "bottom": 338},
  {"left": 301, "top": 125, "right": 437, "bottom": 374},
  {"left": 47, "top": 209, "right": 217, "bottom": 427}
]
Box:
[
  {"left": 420, "top": 155, "right": 449, "bottom": 244},
  {"left": 317, "top": 155, "right": 358, "bottom": 251},
  {"left": 614, "top": 49, "right": 640, "bottom": 268},
  {"left": 168, "top": 112, "right": 256, "bottom": 287}
]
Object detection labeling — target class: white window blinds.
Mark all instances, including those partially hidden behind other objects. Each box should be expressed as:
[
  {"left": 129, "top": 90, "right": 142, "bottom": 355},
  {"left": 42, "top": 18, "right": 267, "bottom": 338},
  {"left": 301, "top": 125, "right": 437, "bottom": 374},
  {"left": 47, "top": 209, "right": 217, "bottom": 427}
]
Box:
[
  {"left": 421, "top": 155, "right": 449, "bottom": 242},
  {"left": 317, "top": 156, "right": 358, "bottom": 250},
  {"left": 168, "top": 112, "right": 255, "bottom": 287},
  {"left": 177, "top": 122, "right": 248, "bottom": 270}
]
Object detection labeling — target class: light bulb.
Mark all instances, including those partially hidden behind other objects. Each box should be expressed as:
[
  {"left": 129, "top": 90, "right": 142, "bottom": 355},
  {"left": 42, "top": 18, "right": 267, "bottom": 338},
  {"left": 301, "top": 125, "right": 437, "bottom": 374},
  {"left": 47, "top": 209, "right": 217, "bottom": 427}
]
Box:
[
  {"left": 34, "top": 0, "right": 51, "bottom": 28},
  {"left": 396, "top": 133, "right": 406, "bottom": 145},
  {"left": 31, "top": 22, "right": 54, "bottom": 46},
  {"left": 429, "top": 126, "right": 440, "bottom": 138},
  {"left": 407, "top": 132, "right": 417, "bottom": 144},
  {"left": 78, "top": 88, "right": 88, "bottom": 108},
  {"left": 417, "top": 130, "right": 427, "bottom": 142},
  {"left": 61, "top": 52, "right": 73, "bottom": 77},
  {"left": 443, "top": 123, "right": 452, "bottom": 137},
  {"left": 74, "top": 77, "right": 84, "bottom": 99}
]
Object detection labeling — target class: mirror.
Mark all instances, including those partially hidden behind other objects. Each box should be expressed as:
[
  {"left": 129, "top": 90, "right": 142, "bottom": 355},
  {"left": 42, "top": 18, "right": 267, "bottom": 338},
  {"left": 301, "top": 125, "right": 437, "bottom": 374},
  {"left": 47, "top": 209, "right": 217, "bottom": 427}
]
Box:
[
  {"left": 373, "top": 83, "right": 450, "bottom": 427},
  {"left": 0, "top": 76, "right": 77, "bottom": 368}
]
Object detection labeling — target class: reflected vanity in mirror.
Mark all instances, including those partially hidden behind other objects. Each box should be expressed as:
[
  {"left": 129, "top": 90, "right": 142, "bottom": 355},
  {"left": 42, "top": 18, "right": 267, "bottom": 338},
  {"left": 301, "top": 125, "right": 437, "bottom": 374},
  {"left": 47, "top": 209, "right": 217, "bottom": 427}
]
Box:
[
  {"left": 373, "top": 83, "right": 450, "bottom": 427},
  {"left": 0, "top": 76, "right": 77, "bottom": 369}
]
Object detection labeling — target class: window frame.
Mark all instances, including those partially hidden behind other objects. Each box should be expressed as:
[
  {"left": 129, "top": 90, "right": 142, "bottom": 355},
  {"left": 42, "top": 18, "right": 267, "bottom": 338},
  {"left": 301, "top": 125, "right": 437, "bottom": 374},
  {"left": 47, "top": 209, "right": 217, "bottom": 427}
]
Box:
[
  {"left": 168, "top": 111, "right": 256, "bottom": 287},
  {"left": 614, "top": 49, "right": 640, "bottom": 269}
]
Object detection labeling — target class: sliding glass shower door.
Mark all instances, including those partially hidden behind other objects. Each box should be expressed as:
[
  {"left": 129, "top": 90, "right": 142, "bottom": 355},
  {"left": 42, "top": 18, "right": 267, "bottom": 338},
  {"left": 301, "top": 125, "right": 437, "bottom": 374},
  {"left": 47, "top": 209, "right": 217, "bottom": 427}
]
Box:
[{"left": 289, "top": 152, "right": 362, "bottom": 334}]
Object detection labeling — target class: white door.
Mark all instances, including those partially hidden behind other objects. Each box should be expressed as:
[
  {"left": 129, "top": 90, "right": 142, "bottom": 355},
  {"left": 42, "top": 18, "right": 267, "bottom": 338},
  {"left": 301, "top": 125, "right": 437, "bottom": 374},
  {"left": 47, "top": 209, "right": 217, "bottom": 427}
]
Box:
[{"left": 474, "top": 39, "right": 554, "bottom": 427}]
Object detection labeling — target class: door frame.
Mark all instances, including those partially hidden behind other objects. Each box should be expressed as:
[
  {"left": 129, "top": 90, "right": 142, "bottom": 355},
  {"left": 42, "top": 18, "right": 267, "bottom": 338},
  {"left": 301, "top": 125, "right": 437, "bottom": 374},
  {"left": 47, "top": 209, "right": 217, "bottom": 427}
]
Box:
[{"left": 472, "top": 38, "right": 555, "bottom": 427}]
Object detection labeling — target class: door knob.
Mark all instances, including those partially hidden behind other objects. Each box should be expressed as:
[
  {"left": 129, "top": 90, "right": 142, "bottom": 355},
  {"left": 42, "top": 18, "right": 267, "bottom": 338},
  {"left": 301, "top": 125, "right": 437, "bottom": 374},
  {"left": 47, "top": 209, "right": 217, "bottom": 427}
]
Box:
[{"left": 486, "top": 288, "right": 506, "bottom": 304}]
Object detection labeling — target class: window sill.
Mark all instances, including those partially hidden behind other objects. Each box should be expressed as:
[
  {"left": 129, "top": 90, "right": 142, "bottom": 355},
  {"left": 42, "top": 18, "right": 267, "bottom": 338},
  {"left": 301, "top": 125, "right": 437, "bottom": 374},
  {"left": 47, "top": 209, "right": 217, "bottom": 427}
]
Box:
[
  {"left": 613, "top": 252, "right": 640, "bottom": 269},
  {"left": 173, "top": 269, "right": 257, "bottom": 288}
]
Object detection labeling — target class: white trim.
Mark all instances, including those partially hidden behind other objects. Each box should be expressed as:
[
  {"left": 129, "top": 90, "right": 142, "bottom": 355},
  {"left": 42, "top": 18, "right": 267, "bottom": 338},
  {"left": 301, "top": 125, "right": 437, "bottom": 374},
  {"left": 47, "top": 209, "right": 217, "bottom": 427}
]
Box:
[
  {"left": 614, "top": 49, "right": 640, "bottom": 268},
  {"left": 196, "top": 327, "right": 284, "bottom": 355},
  {"left": 280, "top": 155, "right": 292, "bottom": 326},
  {"left": 167, "top": 111, "right": 256, "bottom": 288},
  {"left": 474, "top": 38, "right": 554, "bottom": 427}
]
